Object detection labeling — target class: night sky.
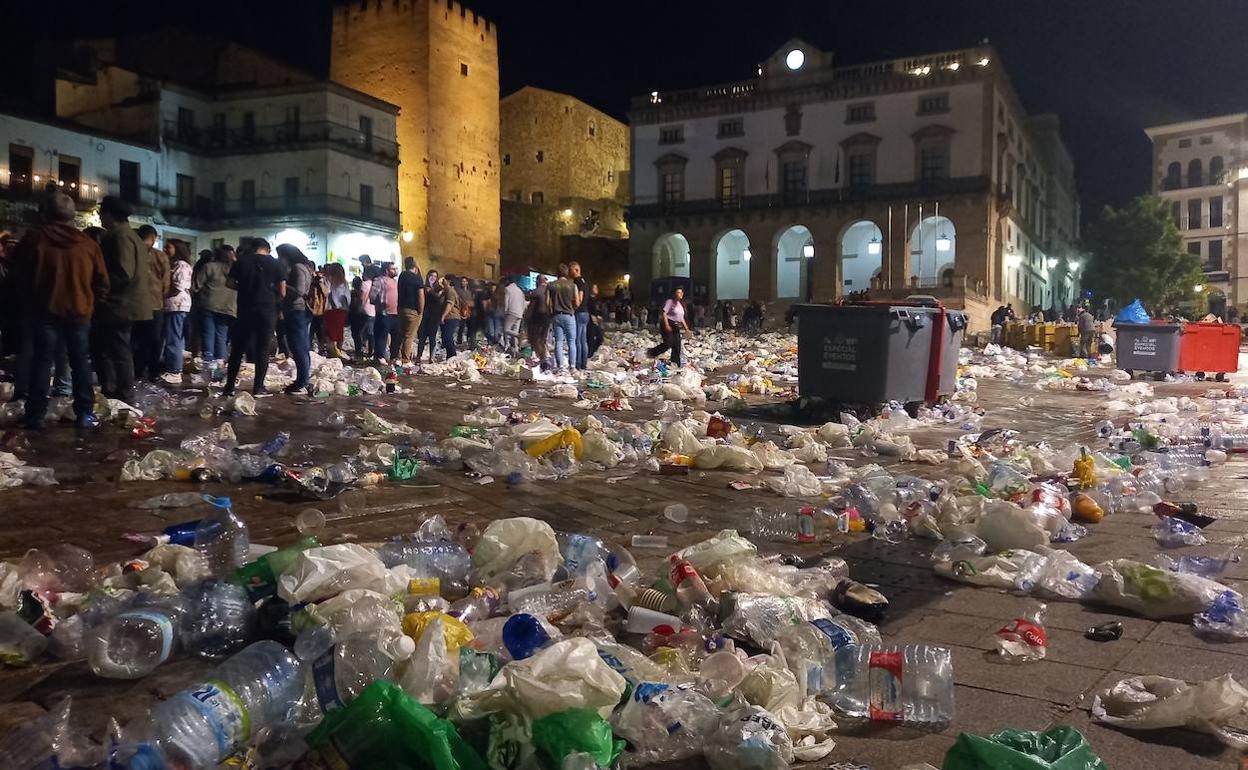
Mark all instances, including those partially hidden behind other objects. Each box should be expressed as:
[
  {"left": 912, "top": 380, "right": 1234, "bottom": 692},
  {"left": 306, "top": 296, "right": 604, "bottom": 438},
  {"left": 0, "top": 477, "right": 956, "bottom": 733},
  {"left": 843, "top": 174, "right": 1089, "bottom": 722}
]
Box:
[{"left": 6, "top": 0, "right": 1248, "bottom": 219}]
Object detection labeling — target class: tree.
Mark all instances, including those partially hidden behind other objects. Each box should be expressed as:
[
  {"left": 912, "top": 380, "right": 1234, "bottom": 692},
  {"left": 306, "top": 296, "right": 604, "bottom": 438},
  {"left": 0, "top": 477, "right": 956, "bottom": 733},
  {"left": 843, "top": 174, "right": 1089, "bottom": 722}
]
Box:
[{"left": 1081, "top": 195, "right": 1203, "bottom": 311}]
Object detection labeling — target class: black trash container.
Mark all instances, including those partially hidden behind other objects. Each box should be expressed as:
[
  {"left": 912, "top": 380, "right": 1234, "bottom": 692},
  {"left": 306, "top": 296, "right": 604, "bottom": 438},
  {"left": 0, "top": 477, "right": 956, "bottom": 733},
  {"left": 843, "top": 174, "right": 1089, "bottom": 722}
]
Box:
[{"left": 1113, "top": 322, "right": 1182, "bottom": 373}]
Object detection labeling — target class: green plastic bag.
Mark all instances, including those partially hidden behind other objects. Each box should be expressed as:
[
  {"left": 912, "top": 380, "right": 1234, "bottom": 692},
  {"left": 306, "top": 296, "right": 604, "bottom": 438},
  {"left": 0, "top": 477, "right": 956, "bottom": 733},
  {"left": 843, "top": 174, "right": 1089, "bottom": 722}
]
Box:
[
  {"left": 307, "top": 680, "right": 487, "bottom": 770},
  {"left": 391, "top": 453, "right": 421, "bottom": 480},
  {"left": 531, "top": 709, "right": 624, "bottom": 769},
  {"left": 943, "top": 726, "right": 1107, "bottom": 770}
]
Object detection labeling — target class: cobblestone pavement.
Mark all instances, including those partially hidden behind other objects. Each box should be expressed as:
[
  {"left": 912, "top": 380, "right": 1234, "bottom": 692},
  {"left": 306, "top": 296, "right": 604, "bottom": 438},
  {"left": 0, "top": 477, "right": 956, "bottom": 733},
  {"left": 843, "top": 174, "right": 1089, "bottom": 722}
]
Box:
[{"left": 1, "top": 350, "right": 1246, "bottom": 769}]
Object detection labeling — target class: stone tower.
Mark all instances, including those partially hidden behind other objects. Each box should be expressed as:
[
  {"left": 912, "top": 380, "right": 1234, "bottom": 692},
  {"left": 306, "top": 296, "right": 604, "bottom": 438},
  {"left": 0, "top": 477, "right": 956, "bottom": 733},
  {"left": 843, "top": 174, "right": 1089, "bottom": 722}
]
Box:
[{"left": 331, "top": 0, "right": 501, "bottom": 278}]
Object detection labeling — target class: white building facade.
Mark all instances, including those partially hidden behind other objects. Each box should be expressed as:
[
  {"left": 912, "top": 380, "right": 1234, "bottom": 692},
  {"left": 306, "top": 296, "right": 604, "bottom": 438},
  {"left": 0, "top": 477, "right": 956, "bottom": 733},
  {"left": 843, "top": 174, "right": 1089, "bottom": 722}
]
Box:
[
  {"left": 0, "top": 63, "right": 402, "bottom": 270},
  {"left": 628, "top": 41, "right": 1081, "bottom": 328},
  {"left": 1145, "top": 114, "right": 1246, "bottom": 315}
]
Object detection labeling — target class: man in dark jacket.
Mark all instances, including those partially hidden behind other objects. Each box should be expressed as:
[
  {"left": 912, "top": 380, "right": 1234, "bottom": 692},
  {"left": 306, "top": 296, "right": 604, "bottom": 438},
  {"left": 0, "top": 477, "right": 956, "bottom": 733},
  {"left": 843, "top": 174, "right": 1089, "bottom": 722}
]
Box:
[
  {"left": 93, "top": 196, "right": 151, "bottom": 405},
  {"left": 13, "top": 190, "right": 109, "bottom": 428}
]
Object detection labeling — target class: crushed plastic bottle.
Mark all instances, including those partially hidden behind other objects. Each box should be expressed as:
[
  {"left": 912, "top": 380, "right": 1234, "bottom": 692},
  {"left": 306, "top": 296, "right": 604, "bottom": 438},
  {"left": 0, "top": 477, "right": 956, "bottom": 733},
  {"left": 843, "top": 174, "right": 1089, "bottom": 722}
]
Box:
[
  {"left": 993, "top": 602, "right": 1048, "bottom": 662},
  {"left": 193, "top": 496, "right": 250, "bottom": 578},
  {"left": 87, "top": 595, "right": 185, "bottom": 678},
  {"left": 1151, "top": 516, "right": 1208, "bottom": 547},
  {"left": 180, "top": 579, "right": 257, "bottom": 659},
  {"left": 832, "top": 645, "right": 955, "bottom": 725}
]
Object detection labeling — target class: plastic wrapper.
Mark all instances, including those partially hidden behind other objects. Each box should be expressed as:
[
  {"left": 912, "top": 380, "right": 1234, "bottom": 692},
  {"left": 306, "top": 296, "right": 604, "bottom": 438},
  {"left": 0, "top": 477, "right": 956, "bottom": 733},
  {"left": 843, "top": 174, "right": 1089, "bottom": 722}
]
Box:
[
  {"left": 1090, "top": 559, "right": 1233, "bottom": 619},
  {"left": 1151, "top": 516, "right": 1208, "bottom": 547},
  {"left": 772, "top": 699, "right": 838, "bottom": 762},
  {"left": 402, "top": 611, "right": 475, "bottom": 654},
  {"left": 1193, "top": 590, "right": 1248, "bottom": 640},
  {"left": 704, "top": 706, "right": 794, "bottom": 770},
  {"left": 1091, "top": 674, "right": 1248, "bottom": 748},
  {"left": 1032, "top": 549, "right": 1098, "bottom": 601},
  {"left": 492, "top": 638, "right": 627, "bottom": 719},
  {"left": 934, "top": 549, "right": 1046, "bottom": 592},
  {"left": 580, "top": 429, "right": 624, "bottom": 468},
  {"left": 359, "top": 409, "right": 414, "bottom": 436},
  {"left": 676, "top": 529, "right": 757, "bottom": 573},
  {"left": 400, "top": 615, "right": 459, "bottom": 704},
  {"left": 0, "top": 697, "right": 99, "bottom": 769},
  {"left": 472, "top": 517, "right": 562, "bottom": 582},
  {"left": 720, "top": 592, "right": 836, "bottom": 648},
  {"left": 278, "top": 544, "right": 402, "bottom": 604},
  {"left": 739, "top": 654, "right": 801, "bottom": 712},
  {"left": 976, "top": 500, "right": 1050, "bottom": 552},
  {"left": 531, "top": 709, "right": 625, "bottom": 770},
  {"left": 943, "top": 726, "right": 1107, "bottom": 770},
  {"left": 611, "top": 682, "right": 720, "bottom": 765},
  {"left": 139, "top": 544, "right": 210, "bottom": 588}
]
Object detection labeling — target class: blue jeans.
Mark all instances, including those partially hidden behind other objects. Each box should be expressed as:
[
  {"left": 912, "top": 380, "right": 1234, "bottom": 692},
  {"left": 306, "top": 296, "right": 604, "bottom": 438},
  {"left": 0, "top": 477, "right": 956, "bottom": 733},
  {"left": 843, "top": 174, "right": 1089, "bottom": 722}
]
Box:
[
  {"left": 162, "top": 311, "right": 188, "bottom": 373},
  {"left": 553, "top": 313, "right": 578, "bottom": 370},
  {"left": 373, "top": 313, "right": 398, "bottom": 361},
  {"left": 200, "top": 310, "right": 232, "bottom": 361},
  {"left": 285, "top": 309, "right": 312, "bottom": 387},
  {"left": 574, "top": 311, "right": 589, "bottom": 368},
  {"left": 27, "top": 319, "right": 93, "bottom": 420},
  {"left": 440, "top": 318, "right": 460, "bottom": 358},
  {"left": 487, "top": 311, "right": 504, "bottom": 344}
]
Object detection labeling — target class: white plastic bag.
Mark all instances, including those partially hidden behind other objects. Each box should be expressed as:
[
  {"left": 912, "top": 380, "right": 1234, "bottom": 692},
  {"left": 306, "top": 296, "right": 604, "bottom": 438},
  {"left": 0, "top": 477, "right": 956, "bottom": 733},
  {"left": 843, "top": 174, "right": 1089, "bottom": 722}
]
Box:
[
  {"left": 472, "top": 517, "right": 562, "bottom": 581},
  {"left": 1091, "top": 674, "right": 1248, "bottom": 748},
  {"left": 976, "top": 500, "right": 1050, "bottom": 552},
  {"left": 933, "top": 549, "right": 1046, "bottom": 591},
  {"left": 662, "top": 421, "right": 705, "bottom": 456},
  {"left": 1032, "top": 549, "right": 1098, "bottom": 600},
  {"left": 500, "top": 638, "right": 626, "bottom": 719},
  {"left": 814, "top": 422, "right": 851, "bottom": 448},
  {"left": 580, "top": 429, "right": 623, "bottom": 468},
  {"left": 277, "top": 544, "right": 397, "bottom": 604},
  {"left": 694, "top": 445, "right": 764, "bottom": 471},
  {"left": 677, "top": 529, "right": 758, "bottom": 573},
  {"left": 765, "top": 464, "right": 824, "bottom": 497},
  {"left": 704, "top": 706, "right": 794, "bottom": 770},
  {"left": 140, "top": 544, "right": 210, "bottom": 588},
  {"left": 773, "top": 699, "right": 837, "bottom": 762},
  {"left": 1091, "top": 559, "right": 1233, "bottom": 619},
  {"left": 399, "top": 616, "right": 459, "bottom": 705},
  {"left": 739, "top": 654, "right": 801, "bottom": 713}
]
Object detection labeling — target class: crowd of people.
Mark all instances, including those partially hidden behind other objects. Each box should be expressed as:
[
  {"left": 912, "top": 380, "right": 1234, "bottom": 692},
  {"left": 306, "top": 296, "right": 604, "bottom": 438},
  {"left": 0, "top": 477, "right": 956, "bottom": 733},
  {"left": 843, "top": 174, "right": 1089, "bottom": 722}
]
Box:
[{"left": 0, "top": 188, "right": 752, "bottom": 432}]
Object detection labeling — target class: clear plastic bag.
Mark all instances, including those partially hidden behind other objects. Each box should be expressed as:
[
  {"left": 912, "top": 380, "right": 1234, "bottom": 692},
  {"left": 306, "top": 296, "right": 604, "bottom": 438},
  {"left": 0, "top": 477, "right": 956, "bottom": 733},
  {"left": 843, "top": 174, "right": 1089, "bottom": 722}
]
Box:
[
  {"left": 1091, "top": 674, "right": 1248, "bottom": 748},
  {"left": 704, "top": 706, "right": 794, "bottom": 770}
]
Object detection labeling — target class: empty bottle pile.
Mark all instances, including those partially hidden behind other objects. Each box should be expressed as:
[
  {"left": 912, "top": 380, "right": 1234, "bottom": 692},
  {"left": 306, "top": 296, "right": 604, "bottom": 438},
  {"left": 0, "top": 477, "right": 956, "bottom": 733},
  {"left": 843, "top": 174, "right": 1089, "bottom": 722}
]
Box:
[{"left": 2, "top": 333, "right": 1248, "bottom": 770}]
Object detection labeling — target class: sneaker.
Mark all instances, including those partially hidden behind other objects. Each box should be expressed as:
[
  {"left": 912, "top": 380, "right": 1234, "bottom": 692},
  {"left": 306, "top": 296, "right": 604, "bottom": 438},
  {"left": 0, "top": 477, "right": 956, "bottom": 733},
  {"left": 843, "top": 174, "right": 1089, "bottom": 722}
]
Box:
[
  {"left": 282, "top": 382, "right": 308, "bottom": 395},
  {"left": 74, "top": 413, "right": 100, "bottom": 429},
  {"left": 160, "top": 372, "right": 183, "bottom": 385},
  {"left": 253, "top": 387, "right": 273, "bottom": 397}
]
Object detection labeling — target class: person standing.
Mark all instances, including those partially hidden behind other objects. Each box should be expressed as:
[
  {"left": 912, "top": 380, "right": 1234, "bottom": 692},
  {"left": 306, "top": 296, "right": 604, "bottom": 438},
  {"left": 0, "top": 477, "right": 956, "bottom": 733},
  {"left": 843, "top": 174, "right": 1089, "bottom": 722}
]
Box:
[
  {"left": 453, "top": 276, "right": 473, "bottom": 348},
  {"left": 357, "top": 265, "right": 377, "bottom": 361},
  {"left": 549, "top": 263, "right": 581, "bottom": 372},
  {"left": 160, "top": 241, "right": 192, "bottom": 384},
  {"left": 440, "top": 276, "right": 462, "bottom": 358},
  {"left": 308, "top": 266, "right": 327, "bottom": 356},
  {"left": 322, "top": 263, "right": 350, "bottom": 360},
  {"left": 93, "top": 197, "right": 150, "bottom": 405},
  {"left": 570, "top": 261, "right": 589, "bottom": 369},
  {"left": 370, "top": 262, "right": 400, "bottom": 363},
  {"left": 13, "top": 190, "right": 109, "bottom": 429},
  {"left": 502, "top": 276, "right": 526, "bottom": 354},
  {"left": 193, "top": 245, "right": 236, "bottom": 370},
  {"left": 222, "top": 238, "right": 286, "bottom": 397},
  {"left": 490, "top": 280, "right": 507, "bottom": 345},
  {"left": 526, "top": 275, "right": 552, "bottom": 367},
  {"left": 396, "top": 257, "right": 423, "bottom": 362},
  {"left": 277, "top": 244, "right": 314, "bottom": 394},
  {"left": 586, "top": 283, "right": 605, "bottom": 359},
  {"left": 133, "top": 226, "right": 169, "bottom": 381},
  {"left": 1076, "top": 306, "right": 1097, "bottom": 359},
  {"left": 416, "top": 270, "right": 444, "bottom": 363},
  {"left": 647, "top": 286, "right": 690, "bottom": 366}
]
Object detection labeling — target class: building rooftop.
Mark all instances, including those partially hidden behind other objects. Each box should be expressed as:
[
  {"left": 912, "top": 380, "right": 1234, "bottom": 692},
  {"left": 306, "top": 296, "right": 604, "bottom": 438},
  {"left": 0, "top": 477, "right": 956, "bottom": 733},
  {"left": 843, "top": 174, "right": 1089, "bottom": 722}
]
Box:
[{"left": 1144, "top": 113, "right": 1248, "bottom": 139}]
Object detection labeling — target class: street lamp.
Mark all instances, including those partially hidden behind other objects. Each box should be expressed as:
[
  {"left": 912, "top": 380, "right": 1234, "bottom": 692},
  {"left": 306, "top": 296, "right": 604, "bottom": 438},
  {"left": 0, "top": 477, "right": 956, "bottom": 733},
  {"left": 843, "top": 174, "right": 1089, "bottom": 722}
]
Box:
[
  {"left": 1068, "top": 259, "right": 1082, "bottom": 272},
  {"left": 1045, "top": 257, "right": 1059, "bottom": 270},
  {"left": 402, "top": 231, "right": 414, "bottom": 243},
  {"left": 935, "top": 232, "right": 951, "bottom": 252},
  {"left": 742, "top": 248, "right": 752, "bottom": 262},
  {"left": 802, "top": 243, "right": 815, "bottom": 258},
  {"left": 1195, "top": 284, "right": 1205, "bottom": 293},
  {"left": 867, "top": 237, "right": 882, "bottom": 255}
]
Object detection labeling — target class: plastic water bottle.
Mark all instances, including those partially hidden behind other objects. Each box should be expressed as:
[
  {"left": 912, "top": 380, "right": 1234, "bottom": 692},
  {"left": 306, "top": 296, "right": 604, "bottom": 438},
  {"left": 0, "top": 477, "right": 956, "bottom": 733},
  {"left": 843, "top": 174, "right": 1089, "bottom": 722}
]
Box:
[
  {"left": 447, "top": 586, "right": 501, "bottom": 623},
  {"left": 87, "top": 596, "right": 185, "bottom": 679},
  {"left": 193, "top": 496, "right": 250, "bottom": 578},
  {"left": 502, "top": 613, "right": 556, "bottom": 659},
  {"left": 304, "top": 628, "right": 413, "bottom": 713},
  {"left": 831, "top": 645, "right": 955, "bottom": 726},
  {"left": 142, "top": 641, "right": 304, "bottom": 769},
  {"left": 994, "top": 603, "right": 1048, "bottom": 662},
  {"left": 375, "top": 540, "right": 471, "bottom": 595},
  {"left": 180, "top": 580, "right": 257, "bottom": 659},
  {"left": 750, "top": 506, "right": 826, "bottom": 543},
  {"left": 508, "top": 580, "right": 595, "bottom": 619}
]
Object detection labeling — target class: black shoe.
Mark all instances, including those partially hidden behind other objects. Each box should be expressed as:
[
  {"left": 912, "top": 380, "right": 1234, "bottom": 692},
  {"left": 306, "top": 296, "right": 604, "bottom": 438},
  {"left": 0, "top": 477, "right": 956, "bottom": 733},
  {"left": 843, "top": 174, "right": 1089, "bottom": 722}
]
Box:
[
  {"left": 282, "top": 382, "right": 307, "bottom": 395},
  {"left": 253, "top": 387, "right": 272, "bottom": 397},
  {"left": 220, "top": 387, "right": 235, "bottom": 398}
]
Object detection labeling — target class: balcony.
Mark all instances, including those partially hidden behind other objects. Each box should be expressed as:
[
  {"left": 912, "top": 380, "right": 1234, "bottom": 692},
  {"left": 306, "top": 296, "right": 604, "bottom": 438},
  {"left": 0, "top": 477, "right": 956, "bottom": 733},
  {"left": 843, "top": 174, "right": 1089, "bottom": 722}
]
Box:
[
  {"left": 164, "top": 193, "right": 399, "bottom": 230},
  {"left": 0, "top": 179, "right": 101, "bottom": 209},
  {"left": 162, "top": 120, "right": 398, "bottom": 164},
  {"left": 629, "top": 176, "right": 990, "bottom": 220}
]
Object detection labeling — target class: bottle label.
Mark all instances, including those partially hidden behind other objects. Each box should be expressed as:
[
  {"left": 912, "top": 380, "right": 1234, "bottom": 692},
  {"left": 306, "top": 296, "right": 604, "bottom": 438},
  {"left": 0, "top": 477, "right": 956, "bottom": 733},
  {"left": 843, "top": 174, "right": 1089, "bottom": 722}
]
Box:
[
  {"left": 120, "top": 610, "right": 175, "bottom": 662},
  {"left": 563, "top": 534, "right": 599, "bottom": 575},
  {"left": 810, "top": 618, "right": 855, "bottom": 650},
  {"left": 313, "top": 648, "right": 344, "bottom": 713},
  {"left": 175, "top": 679, "right": 251, "bottom": 760},
  {"left": 866, "top": 651, "right": 903, "bottom": 721},
  {"left": 670, "top": 560, "right": 697, "bottom": 586},
  {"left": 796, "top": 508, "right": 816, "bottom": 543}
]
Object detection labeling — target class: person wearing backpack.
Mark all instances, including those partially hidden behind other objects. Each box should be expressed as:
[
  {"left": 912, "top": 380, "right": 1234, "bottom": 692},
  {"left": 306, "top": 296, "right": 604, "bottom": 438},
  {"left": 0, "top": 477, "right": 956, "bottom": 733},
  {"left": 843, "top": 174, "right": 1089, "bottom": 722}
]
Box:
[
  {"left": 276, "top": 244, "right": 314, "bottom": 394},
  {"left": 307, "top": 266, "right": 328, "bottom": 356},
  {"left": 370, "top": 262, "right": 400, "bottom": 363}
]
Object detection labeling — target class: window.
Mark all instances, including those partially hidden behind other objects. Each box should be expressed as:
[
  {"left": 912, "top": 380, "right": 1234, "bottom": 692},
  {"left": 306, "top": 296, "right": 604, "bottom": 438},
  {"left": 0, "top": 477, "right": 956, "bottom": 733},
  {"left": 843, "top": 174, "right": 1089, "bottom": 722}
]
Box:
[
  {"left": 1200, "top": 135, "right": 1213, "bottom": 145},
  {"left": 1188, "top": 158, "right": 1203, "bottom": 187},
  {"left": 10, "top": 144, "right": 35, "bottom": 193},
  {"left": 359, "top": 116, "right": 373, "bottom": 151},
  {"left": 242, "top": 112, "right": 256, "bottom": 142},
  {"left": 914, "top": 125, "right": 954, "bottom": 182},
  {"left": 781, "top": 159, "right": 807, "bottom": 200},
  {"left": 846, "top": 102, "right": 875, "bottom": 123},
  {"left": 284, "top": 176, "right": 299, "bottom": 208},
  {"left": 661, "top": 171, "right": 683, "bottom": 203},
  {"left": 1164, "top": 161, "right": 1182, "bottom": 190},
  {"left": 460, "top": 62, "right": 469, "bottom": 77},
  {"left": 1171, "top": 201, "right": 1181, "bottom": 227},
  {"left": 211, "top": 238, "right": 224, "bottom": 250},
  {"left": 918, "top": 93, "right": 950, "bottom": 114},
  {"left": 119, "top": 160, "right": 140, "bottom": 203},
  {"left": 177, "top": 107, "right": 194, "bottom": 141},
  {"left": 1208, "top": 239, "right": 1224, "bottom": 271},
  {"left": 360, "top": 184, "right": 374, "bottom": 219},
  {"left": 607, "top": 169, "right": 615, "bottom": 183},
  {"left": 212, "top": 181, "right": 226, "bottom": 214},
  {"left": 919, "top": 146, "right": 949, "bottom": 180},
  {"left": 1188, "top": 241, "right": 1202, "bottom": 257},
  {"left": 509, "top": 189, "right": 522, "bottom": 202},
  {"left": 536, "top": 150, "right": 544, "bottom": 163},
  {"left": 211, "top": 113, "right": 226, "bottom": 146},
  {"left": 659, "top": 125, "right": 684, "bottom": 145},
  {"left": 283, "top": 106, "right": 300, "bottom": 139},
  {"left": 58, "top": 156, "right": 80, "bottom": 200},
  {"left": 848, "top": 152, "right": 874, "bottom": 188},
  {"left": 1188, "top": 198, "right": 1202, "bottom": 229},
  {"left": 1210, "top": 156, "right": 1225, "bottom": 183},
  {"left": 531, "top": 191, "right": 544, "bottom": 205},
  {"left": 717, "top": 117, "right": 744, "bottom": 138},
  {"left": 175, "top": 174, "right": 195, "bottom": 211},
  {"left": 1178, "top": 138, "right": 1192, "bottom": 148},
  {"left": 503, "top": 153, "right": 510, "bottom": 165},
  {"left": 240, "top": 179, "right": 255, "bottom": 214},
  {"left": 588, "top": 120, "right": 596, "bottom": 137},
  {"left": 784, "top": 104, "right": 803, "bottom": 136},
  {"left": 718, "top": 165, "right": 739, "bottom": 206},
  {"left": 1210, "top": 195, "right": 1223, "bottom": 228}
]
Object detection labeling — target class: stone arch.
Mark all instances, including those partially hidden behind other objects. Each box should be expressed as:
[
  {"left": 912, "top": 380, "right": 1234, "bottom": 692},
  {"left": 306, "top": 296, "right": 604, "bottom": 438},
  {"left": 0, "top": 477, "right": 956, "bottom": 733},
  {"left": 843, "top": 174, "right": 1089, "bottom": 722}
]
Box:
[
  {"left": 773, "top": 224, "right": 812, "bottom": 299},
  {"left": 909, "top": 215, "right": 956, "bottom": 284},
  {"left": 652, "top": 233, "right": 691, "bottom": 278},
  {"left": 840, "top": 219, "right": 883, "bottom": 293},
  {"left": 714, "top": 228, "right": 751, "bottom": 300}
]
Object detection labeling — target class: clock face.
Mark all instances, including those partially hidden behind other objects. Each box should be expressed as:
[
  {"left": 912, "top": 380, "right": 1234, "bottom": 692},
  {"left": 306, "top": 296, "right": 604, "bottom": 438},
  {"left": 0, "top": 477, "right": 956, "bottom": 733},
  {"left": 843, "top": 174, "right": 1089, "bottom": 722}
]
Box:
[{"left": 786, "top": 49, "right": 805, "bottom": 71}]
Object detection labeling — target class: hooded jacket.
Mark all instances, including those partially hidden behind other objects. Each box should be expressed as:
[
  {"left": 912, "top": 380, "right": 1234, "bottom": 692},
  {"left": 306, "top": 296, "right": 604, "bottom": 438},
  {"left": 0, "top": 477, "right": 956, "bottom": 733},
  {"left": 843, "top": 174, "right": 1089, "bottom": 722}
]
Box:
[
  {"left": 97, "top": 221, "right": 152, "bottom": 323},
  {"left": 12, "top": 223, "right": 109, "bottom": 321}
]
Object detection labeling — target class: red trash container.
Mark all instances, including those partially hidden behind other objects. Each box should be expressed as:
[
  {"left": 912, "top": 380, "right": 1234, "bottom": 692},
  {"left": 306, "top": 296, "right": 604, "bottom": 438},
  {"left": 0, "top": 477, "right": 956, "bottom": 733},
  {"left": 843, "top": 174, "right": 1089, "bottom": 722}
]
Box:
[{"left": 1178, "top": 322, "right": 1242, "bottom": 379}]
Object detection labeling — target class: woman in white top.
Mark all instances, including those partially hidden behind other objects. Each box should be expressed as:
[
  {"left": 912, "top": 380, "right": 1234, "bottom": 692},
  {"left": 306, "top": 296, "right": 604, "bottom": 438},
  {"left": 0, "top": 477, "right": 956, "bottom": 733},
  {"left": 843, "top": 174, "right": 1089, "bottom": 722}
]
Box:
[
  {"left": 160, "top": 240, "right": 194, "bottom": 382},
  {"left": 646, "top": 286, "right": 690, "bottom": 366},
  {"left": 323, "top": 262, "right": 351, "bottom": 359}
]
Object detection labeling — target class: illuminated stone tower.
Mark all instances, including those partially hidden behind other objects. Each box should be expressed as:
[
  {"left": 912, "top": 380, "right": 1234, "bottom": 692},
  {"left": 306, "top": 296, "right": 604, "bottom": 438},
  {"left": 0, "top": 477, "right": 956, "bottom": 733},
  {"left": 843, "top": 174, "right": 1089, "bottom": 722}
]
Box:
[{"left": 332, "top": 0, "right": 501, "bottom": 278}]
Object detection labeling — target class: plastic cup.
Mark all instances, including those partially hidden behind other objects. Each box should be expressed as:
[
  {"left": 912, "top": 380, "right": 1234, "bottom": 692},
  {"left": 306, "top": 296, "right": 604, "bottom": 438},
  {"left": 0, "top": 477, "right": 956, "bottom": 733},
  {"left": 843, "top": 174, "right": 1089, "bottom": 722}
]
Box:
[
  {"left": 295, "top": 508, "right": 326, "bottom": 535},
  {"left": 630, "top": 535, "right": 669, "bottom": 549},
  {"left": 663, "top": 503, "right": 689, "bottom": 523},
  {"left": 625, "top": 606, "right": 682, "bottom": 635},
  {"left": 697, "top": 651, "right": 747, "bottom": 700}
]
